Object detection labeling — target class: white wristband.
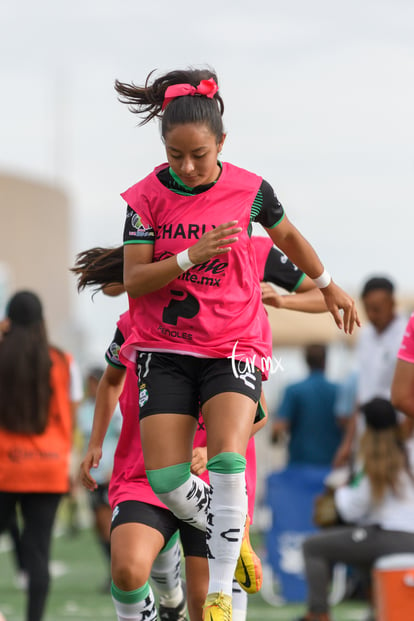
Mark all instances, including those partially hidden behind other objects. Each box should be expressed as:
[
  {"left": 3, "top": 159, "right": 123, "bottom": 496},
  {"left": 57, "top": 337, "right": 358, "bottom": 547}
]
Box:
[
  {"left": 176, "top": 249, "right": 195, "bottom": 272},
  {"left": 313, "top": 268, "right": 332, "bottom": 289}
]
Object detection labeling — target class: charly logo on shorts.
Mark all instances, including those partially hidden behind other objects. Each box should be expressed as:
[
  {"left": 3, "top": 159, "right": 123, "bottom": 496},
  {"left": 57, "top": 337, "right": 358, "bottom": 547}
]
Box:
[
  {"left": 139, "top": 383, "right": 149, "bottom": 407},
  {"left": 112, "top": 505, "right": 120, "bottom": 522}
]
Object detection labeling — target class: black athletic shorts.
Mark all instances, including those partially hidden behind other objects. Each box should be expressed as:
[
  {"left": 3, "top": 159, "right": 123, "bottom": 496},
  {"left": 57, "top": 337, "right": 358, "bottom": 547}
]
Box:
[
  {"left": 136, "top": 352, "right": 262, "bottom": 419},
  {"left": 110, "top": 500, "right": 207, "bottom": 558}
]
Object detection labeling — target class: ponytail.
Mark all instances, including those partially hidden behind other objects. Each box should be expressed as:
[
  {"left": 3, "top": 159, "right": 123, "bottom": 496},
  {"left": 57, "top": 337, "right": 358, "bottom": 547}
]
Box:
[
  {"left": 71, "top": 246, "right": 124, "bottom": 294},
  {"left": 115, "top": 67, "right": 224, "bottom": 141}
]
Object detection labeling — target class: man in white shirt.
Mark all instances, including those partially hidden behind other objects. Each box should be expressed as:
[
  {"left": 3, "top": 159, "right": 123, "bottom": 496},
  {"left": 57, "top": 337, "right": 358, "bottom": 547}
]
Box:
[
  {"left": 333, "top": 276, "right": 407, "bottom": 467},
  {"left": 356, "top": 277, "right": 407, "bottom": 405}
]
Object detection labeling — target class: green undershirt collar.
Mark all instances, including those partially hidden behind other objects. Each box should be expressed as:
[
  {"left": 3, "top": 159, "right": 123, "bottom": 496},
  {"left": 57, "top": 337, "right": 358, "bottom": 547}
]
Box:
[{"left": 168, "top": 161, "right": 222, "bottom": 196}]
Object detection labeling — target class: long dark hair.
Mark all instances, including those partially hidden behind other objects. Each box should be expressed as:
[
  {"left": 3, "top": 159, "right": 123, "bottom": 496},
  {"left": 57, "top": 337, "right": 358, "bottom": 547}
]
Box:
[
  {"left": 71, "top": 246, "right": 124, "bottom": 294},
  {"left": 114, "top": 67, "right": 225, "bottom": 141},
  {"left": 0, "top": 292, "right": 52, "bottom": 434}
]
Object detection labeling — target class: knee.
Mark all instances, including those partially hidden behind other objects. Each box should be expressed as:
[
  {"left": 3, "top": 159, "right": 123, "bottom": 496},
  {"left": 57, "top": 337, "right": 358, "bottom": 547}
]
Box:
[
  {"left": 111, "top": 560, "right": 150, "bottom": 592},
  {"left": 146, "top": 463, "right": 191, "bottom": 495},
  {"left": 207, "top": 452, "right": 246, "bottom": 475},
  {"left": 302, "top": 533, "right": 319, "bottom": 557}
]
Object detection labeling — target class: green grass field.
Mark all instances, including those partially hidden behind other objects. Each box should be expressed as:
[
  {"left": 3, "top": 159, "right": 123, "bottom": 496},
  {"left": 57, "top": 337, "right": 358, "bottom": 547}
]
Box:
[{"left": 0, "top": 527, "right": 368, "bottom": 621}]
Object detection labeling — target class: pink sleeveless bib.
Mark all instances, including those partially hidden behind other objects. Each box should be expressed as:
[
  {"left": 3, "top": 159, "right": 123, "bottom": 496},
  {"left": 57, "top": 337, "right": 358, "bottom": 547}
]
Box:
[{"left": 120, "top": 162, "right": 272, "bottom": 376}]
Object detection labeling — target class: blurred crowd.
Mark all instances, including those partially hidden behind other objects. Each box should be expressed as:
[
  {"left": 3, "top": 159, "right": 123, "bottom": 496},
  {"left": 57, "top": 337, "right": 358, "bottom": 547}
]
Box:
[{"left": 266, "top": 275, "right": 414, "bottom": 621}]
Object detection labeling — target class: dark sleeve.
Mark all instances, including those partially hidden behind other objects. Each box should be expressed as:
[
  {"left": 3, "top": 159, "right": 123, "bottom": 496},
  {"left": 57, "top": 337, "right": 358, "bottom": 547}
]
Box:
[
  {"left": 253, "top": 180, "right": 285, "bottom": 229},
  {"left": 105, "top": 327, "right": 126, "bottom": 369},
  {"left": 123, "top": 205, "right": 155, "bottom": 245},
  {"left": 263, "top": 247, "right": 306, "bottom": 292}
]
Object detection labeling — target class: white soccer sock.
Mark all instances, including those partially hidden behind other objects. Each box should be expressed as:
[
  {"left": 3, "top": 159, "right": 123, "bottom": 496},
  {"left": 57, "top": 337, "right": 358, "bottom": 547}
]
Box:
[
  {"left": 111, "top": 583, "right": 157, "bottom": 621},
  {"left": 232, "top": 577, "right": 248, "bottom": 621},
  {"left": 150, "top": 537, "right": 183, "bottom": 607},
  {"left": 207, "top": 471, "right": 247, "bottom": 597},
  {"left": 156, "top": 474, "right": 210, "bottom": 531}
]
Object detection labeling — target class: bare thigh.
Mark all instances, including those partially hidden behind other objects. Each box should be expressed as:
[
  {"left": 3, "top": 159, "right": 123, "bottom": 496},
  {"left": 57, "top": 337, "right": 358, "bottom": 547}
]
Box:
[
  {"left": 111, "top": 522, "right": 165, "bottom": 590},
  {"left": 202, "top": 392, "right": 256, "bottom": 459},
  {"left": 140, "top": 413, "right": 198, "bottom": 469}
]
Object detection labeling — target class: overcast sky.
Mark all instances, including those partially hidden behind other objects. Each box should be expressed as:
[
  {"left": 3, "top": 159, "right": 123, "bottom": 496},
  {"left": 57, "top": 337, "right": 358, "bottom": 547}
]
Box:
[{"left": 1, "top": 0, "right": 413, "bottom": 364}]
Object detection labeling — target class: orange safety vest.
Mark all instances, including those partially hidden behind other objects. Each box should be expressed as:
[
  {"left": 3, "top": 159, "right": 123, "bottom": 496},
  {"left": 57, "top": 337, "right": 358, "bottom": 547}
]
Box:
[{"left": 0, "top": 347, "right": 73, "bottom": 493}]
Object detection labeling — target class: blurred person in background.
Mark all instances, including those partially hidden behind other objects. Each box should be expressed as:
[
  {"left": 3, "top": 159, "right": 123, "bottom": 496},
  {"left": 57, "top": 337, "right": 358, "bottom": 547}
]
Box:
[
  {"left": 77, "top": 366, "right": 122, "bottom": 592},
  {"left": 333, "top": 276, "right": 408, "bottom": 469},
  {"left": 0, "top": 291, "right": 81, "bottom": 621},
  {"left": 271, "top": 344, "right": 348, "bottom": 466},
  {"left": 6, "top": 507, "right": 27, "bottom": 589},
  {"left": 298, "top": 397, "right": 414, "bottom": 621}
]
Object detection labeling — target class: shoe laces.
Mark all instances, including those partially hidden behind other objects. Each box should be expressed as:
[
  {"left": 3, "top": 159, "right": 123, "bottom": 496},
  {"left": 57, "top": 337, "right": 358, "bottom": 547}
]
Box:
[{"left": 204, "top": 592, "right": 231, "bottom": 620}]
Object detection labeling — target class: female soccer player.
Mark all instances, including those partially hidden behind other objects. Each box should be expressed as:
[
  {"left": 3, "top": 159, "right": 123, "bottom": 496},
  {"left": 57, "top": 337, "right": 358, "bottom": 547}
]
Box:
[{"left": 114, "top": 66, "right": 358, "bottom": 620}]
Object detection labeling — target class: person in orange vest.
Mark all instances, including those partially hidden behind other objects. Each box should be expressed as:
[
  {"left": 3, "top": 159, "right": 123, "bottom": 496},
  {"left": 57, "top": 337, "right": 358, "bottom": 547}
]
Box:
[{"left": 0, "top": 291, "right": 81, "bottom": 621}]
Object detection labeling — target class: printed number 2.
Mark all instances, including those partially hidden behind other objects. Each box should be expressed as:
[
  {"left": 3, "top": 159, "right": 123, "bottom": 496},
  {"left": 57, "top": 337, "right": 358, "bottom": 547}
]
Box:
[{"left": 162, "top": 290, "right": 200, "bottom": 326}]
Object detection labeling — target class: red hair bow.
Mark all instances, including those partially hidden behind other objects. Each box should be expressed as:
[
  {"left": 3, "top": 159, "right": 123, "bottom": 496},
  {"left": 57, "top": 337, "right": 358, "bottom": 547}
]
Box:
[{"left": 162, "top": 78, "right": 218, "bottom": 111}]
